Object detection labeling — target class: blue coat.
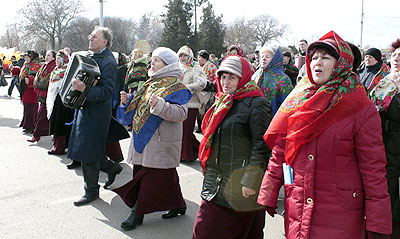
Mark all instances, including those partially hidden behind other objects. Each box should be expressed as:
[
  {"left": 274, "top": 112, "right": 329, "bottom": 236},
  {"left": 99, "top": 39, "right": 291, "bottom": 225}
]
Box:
[{"left": 67, "top": 48, "right": 117, "bottom": 163}]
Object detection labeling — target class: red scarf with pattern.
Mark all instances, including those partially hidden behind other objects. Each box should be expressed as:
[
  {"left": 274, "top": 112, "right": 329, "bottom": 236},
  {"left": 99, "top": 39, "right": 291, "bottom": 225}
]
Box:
[
  {"left": 264, "top": 31, "right": 371, "bottom": 166},
  {"left": 199, "top": 56, "right": 264, "bottom": 170}
]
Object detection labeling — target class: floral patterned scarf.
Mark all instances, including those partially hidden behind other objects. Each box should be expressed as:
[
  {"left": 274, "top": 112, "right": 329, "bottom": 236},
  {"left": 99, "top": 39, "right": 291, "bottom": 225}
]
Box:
[
  {"left": 123, "top": 63, "right": 192, "bottom": 153},
  {"left": 252, "top": 48, "right": 294, "bottom": 115},
  {"left": 118, "top": 53, "right": 128, "bottom": 70},
  {"left": 199, "top": 56, "right": 264, "bottom": 170},
  {"left": 34, "top": 59, "right": 56, "bottom": 88},
  {"left": 370, "top": 73, "right": 400, "bottom": 112},
  {"left": 19, "top": 57, "right": 41, "bottom": 83},
  {"left": 228, "top": 44, "right": 247, "bottom": 58},
  {"left": 264, "top": 31, "right": 371, "bottom": 166},
  {"left": 46, "top": 65, "right": 67, "bottom": 119}
]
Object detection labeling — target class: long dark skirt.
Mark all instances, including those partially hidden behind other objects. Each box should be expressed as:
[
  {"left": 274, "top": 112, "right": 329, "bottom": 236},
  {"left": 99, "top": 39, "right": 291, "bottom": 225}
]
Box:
[
  {"left": 33, "top": 102, "right": 50, "bottom": 137},
  {"left": 193, "top": 200, "right": 265, "bottom": 239},
  {"left": 181, "top": 108, "right": 200, "bottom": 161},
  {"left": 113, "top": 165, "right": 186, "bottom": 216},
  {"left": 105, "top": 141, "right": 123, "bottom": 161},
  {"left": 22, "top": 103, "right": 38, "bottom": 130},
  {"left": 49, "top": 96, "right": 74, "bottom": 137},
  {"left": 50, "top": 136, "right": 67, "bottom": 154}
]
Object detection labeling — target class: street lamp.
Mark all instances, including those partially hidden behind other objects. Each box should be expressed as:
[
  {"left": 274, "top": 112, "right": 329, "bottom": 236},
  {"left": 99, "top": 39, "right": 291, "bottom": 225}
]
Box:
[{"left": 99, "top": 0, "right": 104, "bottom": 27}]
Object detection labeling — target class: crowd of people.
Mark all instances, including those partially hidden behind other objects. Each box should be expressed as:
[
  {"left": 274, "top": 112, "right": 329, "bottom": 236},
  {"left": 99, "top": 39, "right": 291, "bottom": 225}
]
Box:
[{"left": 1, "top": 26, "right": 399, "bottom": 239}]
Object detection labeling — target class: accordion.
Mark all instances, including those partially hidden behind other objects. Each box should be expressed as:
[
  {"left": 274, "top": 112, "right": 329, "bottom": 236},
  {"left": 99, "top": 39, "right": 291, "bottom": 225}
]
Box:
[{"left": 59, "top": 53, "right": 101, "bottom": 109}]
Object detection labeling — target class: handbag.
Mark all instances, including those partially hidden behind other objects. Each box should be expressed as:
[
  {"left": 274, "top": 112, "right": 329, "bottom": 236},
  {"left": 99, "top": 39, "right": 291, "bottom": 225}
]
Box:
[{"left": 0, "top": 75, "right": 7, "bottom": 87}]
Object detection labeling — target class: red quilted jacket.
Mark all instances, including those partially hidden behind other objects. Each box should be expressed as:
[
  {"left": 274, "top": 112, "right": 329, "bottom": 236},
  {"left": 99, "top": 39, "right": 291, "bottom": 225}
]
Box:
[{"left": 258, "top": 103, "right": 392, "bottom": 238}]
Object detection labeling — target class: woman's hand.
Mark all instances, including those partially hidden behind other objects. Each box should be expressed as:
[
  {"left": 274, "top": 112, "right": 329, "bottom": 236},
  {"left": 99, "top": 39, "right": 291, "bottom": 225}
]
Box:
[
  {"left": 242, "top": 186, "right": 256, "bottom": 198},
  {"left": 120, "top": 91, "right": 130, "bottom": 105},
  {"left": 148, "top": 94, "right": 159, "bottom": 108}
]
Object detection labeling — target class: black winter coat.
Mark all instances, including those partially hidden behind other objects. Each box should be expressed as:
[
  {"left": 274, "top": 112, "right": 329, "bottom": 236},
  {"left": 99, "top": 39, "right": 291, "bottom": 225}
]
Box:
[
  {"left": 67, "top": 48, "right": 116, "bottom": 163},
  {"left": 201, "top": 96, "right": 272, "bottom": 211},
  {"left": 380, "top": 93, "right": 400, "bottom": 221}
]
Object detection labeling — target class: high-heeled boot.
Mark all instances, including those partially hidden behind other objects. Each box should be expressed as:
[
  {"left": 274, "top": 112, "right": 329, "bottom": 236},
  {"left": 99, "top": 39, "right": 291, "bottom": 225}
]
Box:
[{"left": 27, "top": 136, "right": 40, "bottom": 142}]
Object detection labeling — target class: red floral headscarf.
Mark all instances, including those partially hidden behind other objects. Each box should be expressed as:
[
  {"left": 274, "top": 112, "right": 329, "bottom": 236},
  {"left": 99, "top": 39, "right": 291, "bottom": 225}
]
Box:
[{"left": 264, "top": 31, "right": 371, "bottom": 166}]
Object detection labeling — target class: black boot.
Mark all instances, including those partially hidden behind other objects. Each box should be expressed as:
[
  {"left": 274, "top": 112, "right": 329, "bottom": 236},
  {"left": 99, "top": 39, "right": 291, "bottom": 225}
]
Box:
[
  {"left": 162, "top": 206, "right": 186, "bottom": 219},
  {"left": 67, "top": 160, "right": 81, "bottom": 169},
  {"left": 120, "top": 211, "right": 144, "bottom": 231},
  {"left": 73, "top": 193, "right": 99, "bottom": 206},
  {"left": 104, "top": 163, "right": 123, "bottom": 188}
]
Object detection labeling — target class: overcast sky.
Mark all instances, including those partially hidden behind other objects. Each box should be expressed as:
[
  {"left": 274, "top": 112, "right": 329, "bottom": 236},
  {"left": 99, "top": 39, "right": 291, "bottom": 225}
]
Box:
[{"left": 1, "top": 0, "right": 399, "bottom": 49}]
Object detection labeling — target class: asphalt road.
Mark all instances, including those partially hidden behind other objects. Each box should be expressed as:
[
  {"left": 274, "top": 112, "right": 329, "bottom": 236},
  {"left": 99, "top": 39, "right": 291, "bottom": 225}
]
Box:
[{"left": 0, "top": 75, "right": 284, "bottom": 239}]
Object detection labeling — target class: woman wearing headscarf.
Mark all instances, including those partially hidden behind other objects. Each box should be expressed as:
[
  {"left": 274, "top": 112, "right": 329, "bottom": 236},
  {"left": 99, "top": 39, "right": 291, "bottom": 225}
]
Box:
[
  {"left": 177, "top": 45, "right": 207, "bottom": 162},
  {"left": 113, "top": 47, "right": 192, "bottom": 230},
  {"left": 370, "top": 38, "right": 400, "bottom": 239},
  {"left": 192, "top": 55, "right": 272, "bottom": 239},
  {"left": 251, "top": 46, "right": 294, "bottom": 116},
  {"left": 27, "top": 50, "right": 57, "bottom": 142},
  {"left": 19, "top": 51, "right": 42, "bottom": 133},
  {"left": 227, "top": 44, "right": 247, "bottom": 57},
  {"left": 283, "top": 51, "right": 299, "bottom": 87},
  {"left": 257, "top": 31, "right": 392, "bottom": 238},
  {"left": 46, "top": 50, "right": 74, "bottom": 155},
  {"left": 124, "top": 48, "right": 149, "bottom": 93}
]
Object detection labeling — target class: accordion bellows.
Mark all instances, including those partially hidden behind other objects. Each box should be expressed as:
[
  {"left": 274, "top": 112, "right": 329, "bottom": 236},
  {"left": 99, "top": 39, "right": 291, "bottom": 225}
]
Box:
[{"left": 59, "top": 53, "right": 101, "bottom": 109}]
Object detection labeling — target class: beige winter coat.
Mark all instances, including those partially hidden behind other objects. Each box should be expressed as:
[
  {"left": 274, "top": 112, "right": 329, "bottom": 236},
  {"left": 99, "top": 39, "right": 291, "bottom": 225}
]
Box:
[
  {"left": 128, "top": 98, "right": 188, "bottom": 169},
  {"left": 178, "top": 46, "right": 207, "bottom": 109}
]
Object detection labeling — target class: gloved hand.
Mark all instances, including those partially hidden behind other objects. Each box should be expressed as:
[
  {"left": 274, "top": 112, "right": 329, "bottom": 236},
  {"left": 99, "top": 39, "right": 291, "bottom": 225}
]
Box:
[
  {"left": 367, "top": 231, "right": 391, "bottom": 239},
  {"left": 264, "top": 206, "right": 277, "bottom": 217}
]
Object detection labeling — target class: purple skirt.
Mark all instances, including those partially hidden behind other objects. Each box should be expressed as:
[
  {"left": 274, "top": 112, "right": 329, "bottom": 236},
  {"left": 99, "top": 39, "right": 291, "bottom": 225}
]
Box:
[
  {"left": 193, "top": 200, "right": 265, "bottom": 239},
  {"left": 22, "top": 103, "right": 38, "bottom": 130},
  {"left": 33, "top": 102, "right": 50, "bottom": 137},
  {"left": 113, "top": 165, "right": 186, "bottom": 216},
  {"left": 181, "top": 108, "right": 200, "bottom": 161}
]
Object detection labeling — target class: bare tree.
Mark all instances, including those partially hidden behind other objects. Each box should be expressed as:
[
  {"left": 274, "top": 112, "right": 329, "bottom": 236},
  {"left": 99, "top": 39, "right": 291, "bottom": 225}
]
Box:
[
  {"left": 103, "top": 17, "right": 137, "bottom": 54},
  {"left": 63, "top": 16, "right": 137, "bottom": 54},
  {"left": 0, "top": 24, "right": 21, "bottom": 49},
  {"left": 137, "top": 14, "right": 164, "bottom": 51},
  {"left": 19, "top": 0, "right": 84, "bottom": 50},
  {"left": 225, "top": 18, "right": 256, "bottom": 54},
  {"left": 249, "top": 14, "right": 288, "bottom": 47},
  {"left": 63, "top": 17, "right": 94, "bottom": 52}
]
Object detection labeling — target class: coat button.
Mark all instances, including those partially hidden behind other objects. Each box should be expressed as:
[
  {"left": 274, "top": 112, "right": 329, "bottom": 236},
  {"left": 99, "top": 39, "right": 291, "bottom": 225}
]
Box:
[
  {"left": 308, "top": 154, "right": 314, "bottom": 161},
  {"left": 353, "top": 192, "right": 359, "bottom": 198},
  {"left": 306, "top": 198, "right": 313, "bottom": 204}
]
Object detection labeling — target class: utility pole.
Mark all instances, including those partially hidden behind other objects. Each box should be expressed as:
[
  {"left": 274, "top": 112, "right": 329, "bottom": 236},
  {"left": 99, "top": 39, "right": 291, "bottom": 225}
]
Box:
[
  {"left": 99, "top": 0, "right": 104, "bottom": 27},
  {"left": 360, "top": 0, "right": 364, "bottom": 49}
]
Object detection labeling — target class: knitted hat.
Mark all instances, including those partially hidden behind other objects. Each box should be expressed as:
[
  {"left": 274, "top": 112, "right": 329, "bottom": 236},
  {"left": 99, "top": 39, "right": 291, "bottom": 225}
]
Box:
[
  {"left": 217, "top": 55, "right": 243, "bottom": 78},
  {"left": 152, "top": 47, "right": 178, "bottom": 65},
  {"left": 308, "top": 37, "right": 340, "bottom": 60},
  {"left": 365, "top": 47, "right": 382, "bottom": 62},
  {"left": 198, "top": 50, "right": 209, "bottom": 60}
]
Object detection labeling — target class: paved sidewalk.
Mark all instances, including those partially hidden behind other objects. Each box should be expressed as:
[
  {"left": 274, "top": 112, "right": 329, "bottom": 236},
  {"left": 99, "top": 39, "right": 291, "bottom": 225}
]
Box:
[{"left": 0, "top": 76, "right": 284, "bottom": 239}]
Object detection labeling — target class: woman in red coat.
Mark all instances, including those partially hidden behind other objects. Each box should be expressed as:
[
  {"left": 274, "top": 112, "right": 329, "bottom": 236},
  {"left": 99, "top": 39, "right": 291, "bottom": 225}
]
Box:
[
  {"left": 19, "top": 51, "right": 42, "bottom": 133},
  {"left": 28, "top": 50, "right": 56, "bottom": 142},
  {"left": 257, "top": 31, "right": 392, "bottom": 238}
]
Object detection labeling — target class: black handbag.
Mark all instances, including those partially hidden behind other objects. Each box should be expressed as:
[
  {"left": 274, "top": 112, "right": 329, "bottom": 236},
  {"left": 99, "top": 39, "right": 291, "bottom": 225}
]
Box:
[{"left": 0, "top": 75, "right": 7, "bottom": 87}]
